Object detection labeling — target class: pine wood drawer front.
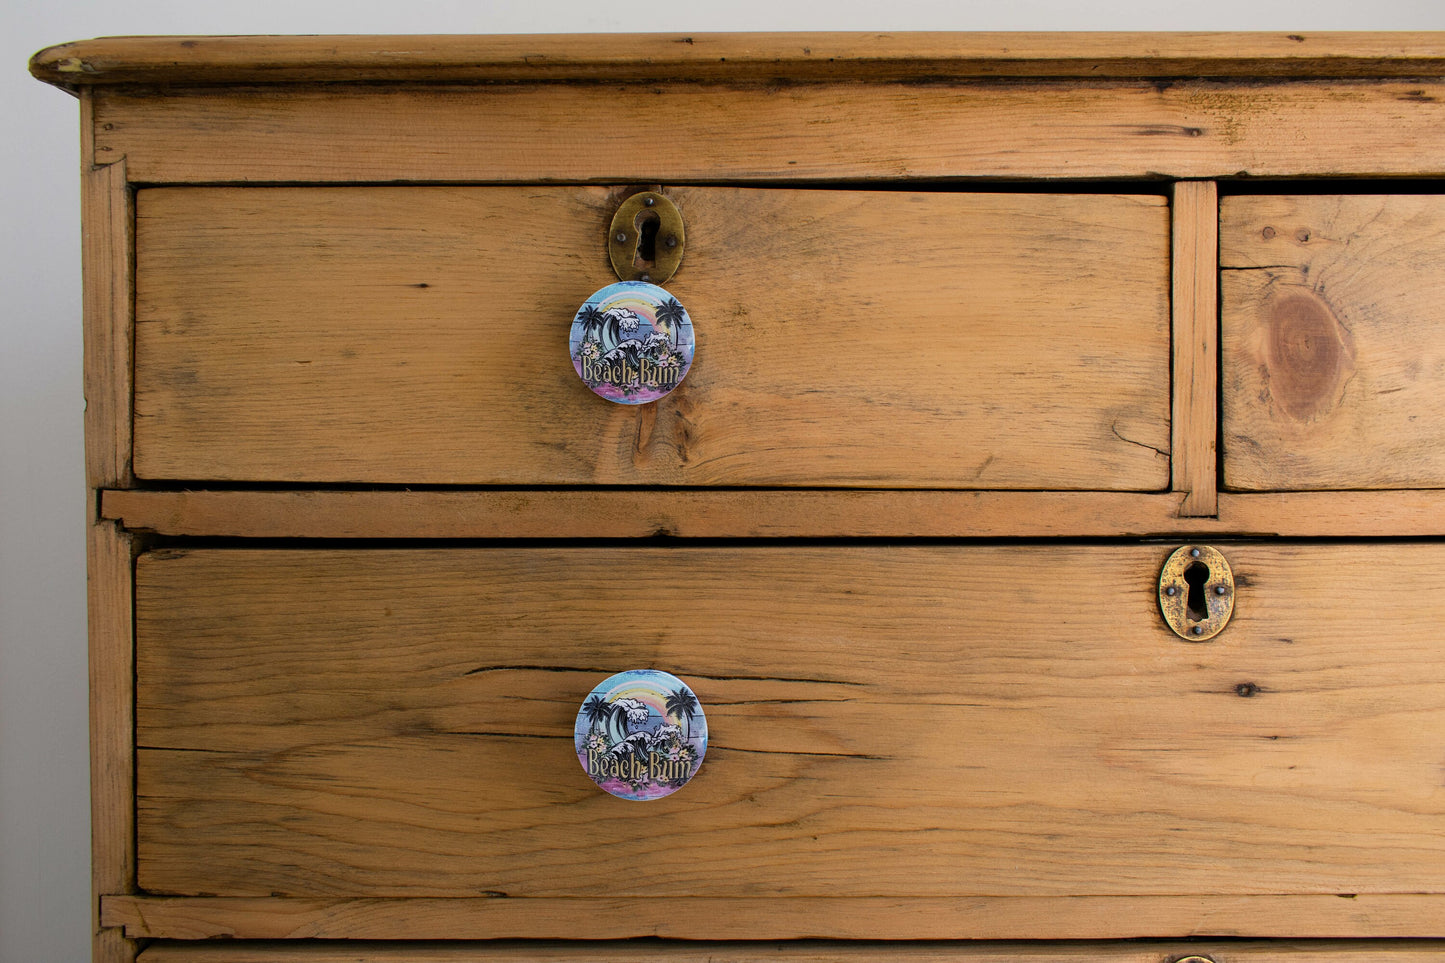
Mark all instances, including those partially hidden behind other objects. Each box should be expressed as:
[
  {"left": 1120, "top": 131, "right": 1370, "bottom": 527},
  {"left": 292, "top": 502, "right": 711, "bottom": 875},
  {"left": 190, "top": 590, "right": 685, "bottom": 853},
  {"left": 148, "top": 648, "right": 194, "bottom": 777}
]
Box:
[
  {"left": 1221, "top": 194, "right": 1445, "bottom": 490},
  {"left": 134, "top": 544, "right": 1445, "bottom": 917},
  {"left": 132, "top": 186, "right": 1171, "bottom": 487}
]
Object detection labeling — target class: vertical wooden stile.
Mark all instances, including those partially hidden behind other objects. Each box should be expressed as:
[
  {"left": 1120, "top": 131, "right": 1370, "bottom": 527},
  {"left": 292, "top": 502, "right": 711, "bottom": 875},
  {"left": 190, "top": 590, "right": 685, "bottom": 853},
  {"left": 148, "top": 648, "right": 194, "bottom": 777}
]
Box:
[
  {"left": 87, "top": 520, "right": 136, "bottom": 963},
  {"left": 81, "top": 90, "right": 133, "bottom": 490},
  {"left": 83, "top": 88, "right": 138, "bottom": 963},
  {"left": 1171, "top": 180, "right": 1219, "bottom": 516}
]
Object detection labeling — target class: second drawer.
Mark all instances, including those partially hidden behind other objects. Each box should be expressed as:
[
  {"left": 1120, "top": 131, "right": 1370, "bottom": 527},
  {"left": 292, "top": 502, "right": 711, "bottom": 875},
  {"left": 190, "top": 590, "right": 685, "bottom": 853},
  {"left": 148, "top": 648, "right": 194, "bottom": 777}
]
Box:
[{"left": 134, "top": 543, "right": 1445, "bottom": 903}]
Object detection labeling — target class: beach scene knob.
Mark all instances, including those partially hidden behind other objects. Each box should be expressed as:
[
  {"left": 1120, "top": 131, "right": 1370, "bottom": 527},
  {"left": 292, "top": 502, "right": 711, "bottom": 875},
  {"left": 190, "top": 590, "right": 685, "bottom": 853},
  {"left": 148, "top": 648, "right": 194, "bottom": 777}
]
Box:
[
  {"left": 575, "top": 669, "right": 707, "bottom": 800},
  {"left": 570, "top": 281, "right": 695, "bottom": 405}
]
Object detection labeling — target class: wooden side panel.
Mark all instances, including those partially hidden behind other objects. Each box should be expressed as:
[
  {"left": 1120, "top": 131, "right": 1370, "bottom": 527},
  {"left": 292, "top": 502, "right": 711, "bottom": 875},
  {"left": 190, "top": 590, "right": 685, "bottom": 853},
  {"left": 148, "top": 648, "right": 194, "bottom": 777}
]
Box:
[
  {"left": 131, "top": 937, "right": 1445, "bottom": 962},
  {"left": 1171, "top": 181, "right": 1219, "bottom": 516},
  {"left": 132, "top": 187, "right": 1170, "bottom": 488},
  {"left": 88, "top": 521, "right": 136, "bottom": 963},
  {"left": 1221, "top": 195, "right": 1445, "bottom": 490},
  {"left": 93, "top": 81, "right": 1445, "bottom": 183},
  {"left": 135, "top": 545, "right": 1445, "bottom": 902},
  {"left": 81, "top": 152, "right": 132, "bottom": 489}
]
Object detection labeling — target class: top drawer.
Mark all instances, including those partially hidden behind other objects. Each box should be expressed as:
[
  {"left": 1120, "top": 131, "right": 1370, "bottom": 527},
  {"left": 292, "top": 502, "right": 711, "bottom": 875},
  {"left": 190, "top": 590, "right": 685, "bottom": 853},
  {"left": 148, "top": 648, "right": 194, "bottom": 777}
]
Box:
[{"left": 132, "top": 186, "right": 1170, "bottom": 487}]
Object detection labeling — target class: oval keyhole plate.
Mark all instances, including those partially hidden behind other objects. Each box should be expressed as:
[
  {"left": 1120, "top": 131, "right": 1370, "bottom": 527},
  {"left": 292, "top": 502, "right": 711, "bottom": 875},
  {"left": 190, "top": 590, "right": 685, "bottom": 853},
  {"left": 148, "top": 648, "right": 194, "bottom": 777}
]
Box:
[
  {"left": 1159, "top": 545, "right": 1235, "bottom": 641},
  {"left": 609, "top": 191, "right": 685, "bottom": 284}
]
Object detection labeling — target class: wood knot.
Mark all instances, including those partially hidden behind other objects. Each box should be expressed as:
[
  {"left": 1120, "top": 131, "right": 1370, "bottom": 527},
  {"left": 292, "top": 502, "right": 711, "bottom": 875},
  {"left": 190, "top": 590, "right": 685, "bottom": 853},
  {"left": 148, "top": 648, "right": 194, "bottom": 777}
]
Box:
[{"left": 1261, "top": 288, "right": 1355, "bottom": 421}]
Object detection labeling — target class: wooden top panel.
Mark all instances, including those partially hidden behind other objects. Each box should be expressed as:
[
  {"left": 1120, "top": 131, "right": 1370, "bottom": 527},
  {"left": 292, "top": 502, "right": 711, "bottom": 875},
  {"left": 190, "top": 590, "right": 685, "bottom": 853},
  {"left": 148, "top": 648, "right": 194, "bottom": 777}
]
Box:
[{"left": 30, "top": 32, "right": 1445, "bottom": 90}]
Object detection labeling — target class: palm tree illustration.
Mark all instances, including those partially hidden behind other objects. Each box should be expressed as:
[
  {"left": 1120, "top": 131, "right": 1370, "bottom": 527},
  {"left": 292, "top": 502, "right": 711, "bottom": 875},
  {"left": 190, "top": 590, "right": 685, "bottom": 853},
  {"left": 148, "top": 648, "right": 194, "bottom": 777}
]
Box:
[
  {"left": 664, "top": 687, "right": 700, "bottom": 739},
  {"left": 654, "top": 298, "right": 687, "bottom": 346},
  {"left": 581, "top": 695, "right": 610, "bottom": 737},
  {"left": 576, "top": 304, "right": 606, "bottom": 346}
]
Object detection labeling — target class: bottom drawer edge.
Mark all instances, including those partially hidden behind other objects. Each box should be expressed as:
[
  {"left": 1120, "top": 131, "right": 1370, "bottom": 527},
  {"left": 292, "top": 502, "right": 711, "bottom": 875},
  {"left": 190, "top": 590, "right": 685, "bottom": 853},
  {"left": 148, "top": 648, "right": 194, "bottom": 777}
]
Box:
[{"left": 134, "top": 937, "right": 1445, "bottom": 962}]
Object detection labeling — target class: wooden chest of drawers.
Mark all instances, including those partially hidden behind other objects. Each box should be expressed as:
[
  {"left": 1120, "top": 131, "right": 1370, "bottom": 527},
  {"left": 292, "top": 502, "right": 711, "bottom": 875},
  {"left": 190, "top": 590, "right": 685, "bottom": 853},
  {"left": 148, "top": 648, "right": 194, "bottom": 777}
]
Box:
[{"left": 31, "top": 32, "right": 1445, "bottom": 963}]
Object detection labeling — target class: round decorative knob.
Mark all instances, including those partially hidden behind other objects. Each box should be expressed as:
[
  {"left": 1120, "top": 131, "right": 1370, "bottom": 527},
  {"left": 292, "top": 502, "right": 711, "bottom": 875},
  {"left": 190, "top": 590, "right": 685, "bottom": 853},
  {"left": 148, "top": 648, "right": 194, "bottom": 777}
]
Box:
[
  {"left": 575, "top": 669, "right": 707, "bottom": 800},
  {"left": 570, "top": 281, "right": 695, "bottom": 405}
]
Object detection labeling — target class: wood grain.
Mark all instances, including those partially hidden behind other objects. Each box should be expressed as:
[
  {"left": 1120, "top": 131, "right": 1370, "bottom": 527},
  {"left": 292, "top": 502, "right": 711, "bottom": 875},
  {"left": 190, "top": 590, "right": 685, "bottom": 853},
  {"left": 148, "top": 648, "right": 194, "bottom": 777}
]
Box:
[
  {"left": 101, "top": 488, "right": 1445, "bottom": 539},
  {"left": 134, "top": 545, "right": 1445, "bottom": 903},
  {"left": 103, "top": 893, "right": 1445, "bottom": 941},
  {"left": 1171, "top": 181, "right": 1219, "bottom": 516},
  {"left": 89, "top": 521, "right": 136, "bottom": 963},
  {"left": 81, "top": 154, "right": 132, "bottom": 489},
  {"left": 33, "top": 32, "right": 1445, "bottom": 89},
  {"left": 90, "top": 81, "right": 1445, "bottom": 183},
  {"left": 132, "top": 186, "right": 1170, "bottom": 487},
  {"left": 95, "top": 928, "right": 136, "bottom": 963},
  {"left": 131, "top": 938, "right": 1445, "bottom": 962},
  {"left": 1221, "top": 195, "right": 1445, "bottom": 490}
]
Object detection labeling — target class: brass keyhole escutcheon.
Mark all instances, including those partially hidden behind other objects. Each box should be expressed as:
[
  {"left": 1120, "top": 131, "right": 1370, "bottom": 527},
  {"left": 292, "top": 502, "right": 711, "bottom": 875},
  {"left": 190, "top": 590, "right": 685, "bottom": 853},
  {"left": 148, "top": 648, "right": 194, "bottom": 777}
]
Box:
[
  {"left": 1159, "top": 545, "right": 1234, "bottom": 641},
  {"left": 608, "top": 191, "right": 685, "bottom": 284},
  {"left": 1172, "top": 957, "right": 1217, "bottom": 963}
]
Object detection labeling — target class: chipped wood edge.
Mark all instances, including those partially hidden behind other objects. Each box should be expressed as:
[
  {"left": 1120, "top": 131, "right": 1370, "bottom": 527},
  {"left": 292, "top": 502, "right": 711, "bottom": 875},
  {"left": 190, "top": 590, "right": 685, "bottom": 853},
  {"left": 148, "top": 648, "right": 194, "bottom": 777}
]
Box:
[
  {"left": 89, "top": 520, "right": 137, "bottom": 963},
  {"left": 81, "top": 108, "right": 132, "bottom": 491},
  {"left": 130, "top": 938, "right": 1445, "bottom": 962},
  {"left": 102, "top": 894, "right": 1445, "bottom": 941},
  {"left": 100, "top": 488, "right": 1445, "bottom": 539},
  {"left": 1172, "top": 180, "right": 1219, "bottom": 517}
]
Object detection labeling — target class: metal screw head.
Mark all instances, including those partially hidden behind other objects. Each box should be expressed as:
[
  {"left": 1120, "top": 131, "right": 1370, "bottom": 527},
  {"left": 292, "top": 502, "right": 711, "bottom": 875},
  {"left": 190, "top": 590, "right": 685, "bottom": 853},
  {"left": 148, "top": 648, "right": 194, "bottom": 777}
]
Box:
[
  {"left": 665, "top": 234, "right": 678, "bottom": 249},
  {"left": 615, "top": 232, "right": 628, "bottom": 243},
  {"left": 1215, "top": 585, "right": 1228, "bottom": 595},
  {"left": 1192, "top": 624, "right": 1205, "bottom": 635},
  {"left": 1165, "top": 585, "right": 1177, "bottom": 596},
  {"left": 643, "top": 195, "right": 656, "bottom": 206},
  {"left": 1190, "top": 547, "right": 1202, "bottom": 558}
]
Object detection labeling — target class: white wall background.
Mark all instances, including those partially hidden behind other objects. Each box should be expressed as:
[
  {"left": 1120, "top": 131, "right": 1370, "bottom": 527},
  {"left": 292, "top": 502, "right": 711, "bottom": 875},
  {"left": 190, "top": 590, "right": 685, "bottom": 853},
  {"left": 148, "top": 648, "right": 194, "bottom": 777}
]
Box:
[{"left": 5, "top": 2, "right": 1445, "bottom": 960}]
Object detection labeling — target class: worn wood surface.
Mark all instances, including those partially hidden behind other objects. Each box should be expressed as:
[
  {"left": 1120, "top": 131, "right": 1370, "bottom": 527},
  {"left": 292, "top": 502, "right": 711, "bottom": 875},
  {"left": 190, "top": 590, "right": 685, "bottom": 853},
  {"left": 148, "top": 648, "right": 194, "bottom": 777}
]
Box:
[
  {"left": 81, "top": 149, "right": 132, "bottom": 489},
  {"left": 33, "top": 32, "right": 1445, "bottom": 89},
  {"left": 95, "top": 929, "right": 136, "bottom": 963},
  {"left": 134, "top": 545, "right": 1445, "bottom": 904},
  {"left": 90, "top": 81, "right": 1445, "bottom": 183},
  {"left": 1171, "top": 181, "right": 1219, "bottom": 516},
  {"left": 130, "top": 938, "right": 1445, "bottom": 962},
  {"left": 1221, "top": 194, "right": 1445, "bottom": 490},
  {"left": 88, "top": 521, "right": 136, "bottom": 963},
  {"left": 133, "top": 186, "right": 1169, "bottom": 487},
  {"left": 102, "top": 488, "right": 1445, "bottom": 539},
  {"left": 103, "top": 893, "right": 1445, "bottom": 941}
]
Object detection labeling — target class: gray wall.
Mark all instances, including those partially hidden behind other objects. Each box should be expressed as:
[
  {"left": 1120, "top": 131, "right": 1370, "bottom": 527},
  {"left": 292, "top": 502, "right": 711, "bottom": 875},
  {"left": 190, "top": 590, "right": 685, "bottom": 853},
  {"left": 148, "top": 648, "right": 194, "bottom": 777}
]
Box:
[{"left": 5, "top": 2, "right": 1444, "bottom": 960}]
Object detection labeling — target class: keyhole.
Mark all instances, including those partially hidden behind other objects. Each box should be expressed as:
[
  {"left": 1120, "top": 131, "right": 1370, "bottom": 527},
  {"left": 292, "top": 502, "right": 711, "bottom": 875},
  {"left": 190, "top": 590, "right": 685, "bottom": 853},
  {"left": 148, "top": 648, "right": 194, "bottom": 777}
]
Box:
[
  {"left": 1183, "top": 561, "right": 1210, "bottom": 622},
  {"left": 633, "top": 210, "right": 661, "bottom": 269}
]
